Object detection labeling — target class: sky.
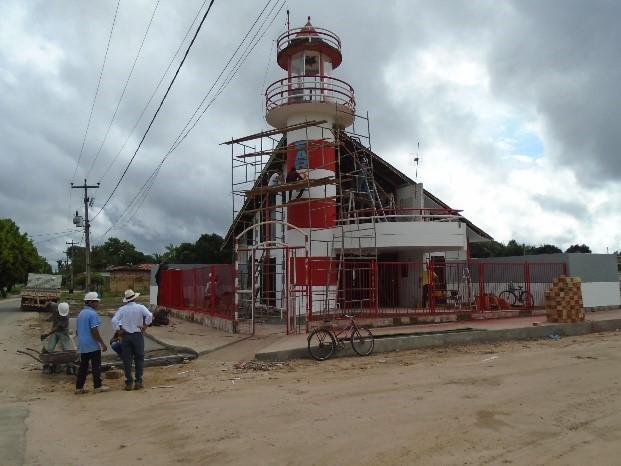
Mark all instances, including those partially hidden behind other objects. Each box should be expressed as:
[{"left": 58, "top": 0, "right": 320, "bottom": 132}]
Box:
[{"left": 1, "top": 0, "right": 620, "bottom": 266}]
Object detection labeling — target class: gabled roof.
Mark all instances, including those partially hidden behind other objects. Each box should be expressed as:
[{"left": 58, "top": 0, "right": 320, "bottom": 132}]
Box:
[{"left": 223, "top": 131, "right": 493, "bottom": 247}]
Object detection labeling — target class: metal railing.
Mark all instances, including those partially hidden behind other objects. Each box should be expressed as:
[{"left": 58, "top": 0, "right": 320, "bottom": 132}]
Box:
[
  {"left": 307, "top": 260, "right": 568, "bottom": 321},
  {"left": 338, "top": 207, "right": 463, "bottom": 225},
  {"left": 276, "top": 27, "right": 341, "bottom": 54},
  {"left": 265, "top": 75, "right": 355, "bottom": 113}
]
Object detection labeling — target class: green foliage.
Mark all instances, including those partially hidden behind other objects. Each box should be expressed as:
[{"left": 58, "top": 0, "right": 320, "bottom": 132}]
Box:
[
  {"left": 470, "top": 239, "right": 564, "bottom": 258},
  {"left": 162, "top": 233, "right": 232, "bottom": 264},
  {"left": 532, "top": 244, "right": 563, "bottom": 254},
  {"left": 0, "top": 219, "right": 53, "bottom": 293},
  {"left": 565, "top": 244, "right": 592, "bottom": 253},
  {"left": 91, "top": 237, "right": 155, "bottom": 270}
]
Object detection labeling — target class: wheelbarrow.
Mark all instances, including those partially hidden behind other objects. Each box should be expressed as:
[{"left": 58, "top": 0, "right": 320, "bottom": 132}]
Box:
[{"left": 17, "top": 347, "right": 79, "bottom": 375}]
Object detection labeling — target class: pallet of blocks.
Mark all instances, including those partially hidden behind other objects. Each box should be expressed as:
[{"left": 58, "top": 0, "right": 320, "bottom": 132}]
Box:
[{"left": 544, "top": 276, "right": 585, "bottom": 323}]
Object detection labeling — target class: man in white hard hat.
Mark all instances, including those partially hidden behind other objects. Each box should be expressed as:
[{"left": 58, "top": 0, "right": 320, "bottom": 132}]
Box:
[
  {"left": 111, "top": 289, "right": 153, "bottom": 391},
  {"left": 41, "top": 302, "right": 73, "bottom": 374},
  {"left": 41, "top": 302, "right": 72, "bottom": 352},
  {"left": 75, "top": 292, "right": 110, "bottom": 394}
]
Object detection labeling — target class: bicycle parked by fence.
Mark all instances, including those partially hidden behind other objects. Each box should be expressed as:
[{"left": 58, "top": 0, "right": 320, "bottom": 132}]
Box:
[
  {"left": 307, "top": 315, "right": 375, "bottom": 361},
  {"left": 499, "top": 282, "right": 534, "bottom": 308}
]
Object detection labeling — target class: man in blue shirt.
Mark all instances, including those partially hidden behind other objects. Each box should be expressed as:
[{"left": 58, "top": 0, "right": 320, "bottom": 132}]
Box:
[
  {"left": 111, "top": 289, "right": 153, "bottom": 391},
  {"left": 75, "top": 292, "right": 109, "bottom": 394}
]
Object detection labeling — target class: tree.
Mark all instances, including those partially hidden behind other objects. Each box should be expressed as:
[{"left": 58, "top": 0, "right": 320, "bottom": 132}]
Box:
[
  {"left": 0, "top": 219, "right": 52, "bottom": 295},
  {"left": 90, "top": 237, "right": 154, "bottom": 270},
  {"left": 469, "top": 240, "right": 506, "bottom": 258},
  {"left": 470, "top": 239, "right": 562, "bottom": 258},
  {"left": 161, "top": 233, "right": 232, "bottom": 264},
  {"left": 565, "top": 244, "right": 591, "bottom": 253},
  {"left": 532, "top": 244, "right": 563, "bottom": 255}
]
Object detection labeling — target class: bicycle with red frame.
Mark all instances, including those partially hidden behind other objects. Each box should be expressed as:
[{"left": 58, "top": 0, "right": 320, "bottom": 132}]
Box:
[{"left": 307, "top": 314, "right": 375, "bottom": 361}]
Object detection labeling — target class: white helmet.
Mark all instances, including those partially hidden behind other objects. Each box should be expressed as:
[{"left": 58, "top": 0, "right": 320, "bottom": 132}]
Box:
[{"left": 58, "top": 302, "right": 70, "bottom": 317}]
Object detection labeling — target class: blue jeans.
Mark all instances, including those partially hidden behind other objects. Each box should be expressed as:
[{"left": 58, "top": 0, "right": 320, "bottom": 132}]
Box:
[
  {"left": 121, "top": 332, "right": 145, "bottom": 385},
  {"left": 110, "top": 340, "right": 123, "bottom": 358}
]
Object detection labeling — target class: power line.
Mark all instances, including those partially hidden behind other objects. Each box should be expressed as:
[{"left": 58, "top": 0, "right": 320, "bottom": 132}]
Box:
[
  {"left": 71, "top": 0, "right": 122, "bottom": 183},
  {"left": 92, "top": 0, "right": 216, "bottom": 221},
  {"left": 86, "top": 0, "right": 161, "bottom": 179},
  {"left": 98, "top": 0, "right": 284, "bottom": 241},
  {"left": 166, "top": 0, "right": 280, "bottom": 155},
  {"left": 33, "top": 231, "right": 82, "bottom": 244},
  {"left": 109, "top": 0, "right": 285, "bottom": 237},
  {"left": 97, "top": 0, "right": 210, "bottom": 186}
]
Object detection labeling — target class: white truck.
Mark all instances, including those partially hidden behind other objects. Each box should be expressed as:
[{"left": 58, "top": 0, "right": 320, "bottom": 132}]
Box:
[{"left": 20, "top": 273, "right": 62, "bottom": 311}]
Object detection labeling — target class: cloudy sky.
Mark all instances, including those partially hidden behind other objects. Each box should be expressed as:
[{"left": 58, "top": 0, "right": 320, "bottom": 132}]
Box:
[{"left": 1, "top": 0, "right": 620, "bottom": 265}]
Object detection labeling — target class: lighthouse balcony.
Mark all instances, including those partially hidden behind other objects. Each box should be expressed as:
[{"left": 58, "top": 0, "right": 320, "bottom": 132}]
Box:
[
  {"left": 336, "top": 209, "right": 467, "bottom": 251},
  {"left": 276, "top": 26, "right": 342, "bottom": 58},
  {"left": 265, "top": 75, "right": 355, "bottom": 128}
]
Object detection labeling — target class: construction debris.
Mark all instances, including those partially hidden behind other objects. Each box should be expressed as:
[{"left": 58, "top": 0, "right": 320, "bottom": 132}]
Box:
[
  {"left": 545, "top": 276, "right": 585, "bottom": 323},
  {"left": 233, "top": 360, "right": 286, "bottom": 372}
]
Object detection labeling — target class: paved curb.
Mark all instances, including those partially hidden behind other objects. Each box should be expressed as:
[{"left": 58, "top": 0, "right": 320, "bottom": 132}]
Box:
[{"left": 255, "top": 318, "right": 621, "bottom": 361}]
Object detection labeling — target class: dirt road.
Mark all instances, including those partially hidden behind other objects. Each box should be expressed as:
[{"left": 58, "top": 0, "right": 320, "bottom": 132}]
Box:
[{"left": 2, "top": 299, "right": 621, "bottom": 465}]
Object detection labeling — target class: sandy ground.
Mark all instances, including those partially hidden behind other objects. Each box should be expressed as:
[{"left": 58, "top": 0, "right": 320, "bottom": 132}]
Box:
[{"left": 2, "top": 299, "right": 621, "bottom": 465}]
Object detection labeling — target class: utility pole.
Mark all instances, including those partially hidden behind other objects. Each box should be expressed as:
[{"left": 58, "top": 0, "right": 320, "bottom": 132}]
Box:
[
  {"left": 65, "top": 240, "right": 78, "bottom": 293},
  {"left": 71, "top": 179, "right": 99, "bottom": 291}
]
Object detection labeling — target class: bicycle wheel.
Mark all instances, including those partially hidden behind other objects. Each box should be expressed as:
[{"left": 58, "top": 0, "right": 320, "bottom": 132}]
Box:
[
  {"left": 307, "top": 329, "right": 336, "bottom": 361},
  {"left": 498, "top": 290, "right": 516, "bottom": 307},
  {"left": 520, "top": 291, "right": 534, "bottom": 308},
  {"left": 351, "top": 327, "right": 374, "bottom": 356}
]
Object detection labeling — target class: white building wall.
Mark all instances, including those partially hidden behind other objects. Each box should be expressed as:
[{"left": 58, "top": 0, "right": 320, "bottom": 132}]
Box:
[{"left": 581, "top": 282, "right": 621, "bottom": 308}]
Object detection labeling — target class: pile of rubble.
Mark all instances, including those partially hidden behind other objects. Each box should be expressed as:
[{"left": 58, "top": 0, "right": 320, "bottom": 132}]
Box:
[{"left": 233, "top": 360, "right": 287, "bottom": 372}]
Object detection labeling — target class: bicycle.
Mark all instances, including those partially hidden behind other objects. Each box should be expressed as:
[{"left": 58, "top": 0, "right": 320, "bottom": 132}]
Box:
[
  {"left": 499, "top": 282, "right": 534, "bottom": 308},
  {"left": 307, "top": 315, "right": 375, "bottom": 361}
]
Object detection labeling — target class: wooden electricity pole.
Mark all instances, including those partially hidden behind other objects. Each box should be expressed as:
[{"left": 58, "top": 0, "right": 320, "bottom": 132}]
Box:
[{"left": 71, "top": 180, "right": 99, "bottom": 291}]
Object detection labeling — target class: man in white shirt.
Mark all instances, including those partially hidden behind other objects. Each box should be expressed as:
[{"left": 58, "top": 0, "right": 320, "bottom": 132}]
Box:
[{"left": 111, "top": 289, "right": 153, "bottom": 391}]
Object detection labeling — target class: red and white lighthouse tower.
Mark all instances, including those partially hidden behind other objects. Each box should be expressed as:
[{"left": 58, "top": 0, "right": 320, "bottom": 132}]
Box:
[{"left": 265, "top": 17, "right": 355, "bottom": 311}]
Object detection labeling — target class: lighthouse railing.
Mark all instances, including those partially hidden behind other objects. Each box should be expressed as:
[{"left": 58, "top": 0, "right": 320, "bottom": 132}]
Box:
[
  {"left": 266, "top": 75, "right": 355, "bottom": 112},
  {"left": 276, "top": 27, "right": 342, "bottom": 54}
]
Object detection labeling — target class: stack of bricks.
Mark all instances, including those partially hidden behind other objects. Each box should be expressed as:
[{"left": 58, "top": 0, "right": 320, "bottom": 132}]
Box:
[{"left": 545, "top": 275, "right": 585, "bottom": 323}]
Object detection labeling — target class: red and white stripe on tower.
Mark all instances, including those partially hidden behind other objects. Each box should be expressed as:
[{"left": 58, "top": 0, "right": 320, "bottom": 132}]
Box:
[{"left": 265, "top": 17, "right": 355, "bottom": 309}]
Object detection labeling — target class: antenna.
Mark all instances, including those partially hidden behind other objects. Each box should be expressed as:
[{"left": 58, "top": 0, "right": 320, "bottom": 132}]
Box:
[
  {"left": 409, "top": 142, "right": 421, "bottom": 181},
  {"left": 286, "top": 9, "right": 290, "bottom": 33}
]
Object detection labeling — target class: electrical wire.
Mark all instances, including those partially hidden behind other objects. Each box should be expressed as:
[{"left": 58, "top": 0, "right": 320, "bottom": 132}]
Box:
[
  {"left": 92, "top": 0, "right": 216, "bottom": 222},
  {"left": 97, "top": 0, "right": 284, "bottom": 242},
  {"left": 33, "top": 230, "right": 83, "bottom": 244},
  {"left": 97, "top": 0, "right": 209, "bottom": 186},
  {"left": 85, "top": 0, "right": 161, "bottom": 179},
  {"left": 71, "top": 0, "right": 122, "bottom": 183}
]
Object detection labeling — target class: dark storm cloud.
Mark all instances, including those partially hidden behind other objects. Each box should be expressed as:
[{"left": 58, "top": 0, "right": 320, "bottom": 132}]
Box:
[
  {"left": 532, "top": 194, "right": 590, "bottom": 220},
  {"left": 487, "top": 0, "right": 621, "bottom": 185}
]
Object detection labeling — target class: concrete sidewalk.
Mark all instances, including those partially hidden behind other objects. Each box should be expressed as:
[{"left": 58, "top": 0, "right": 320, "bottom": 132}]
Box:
[
  {"left": 256, "top": 308, "right": 621, "bottom": 361},
  {"left": 146, "top": 317, "right": 250, "bottom": 355}
]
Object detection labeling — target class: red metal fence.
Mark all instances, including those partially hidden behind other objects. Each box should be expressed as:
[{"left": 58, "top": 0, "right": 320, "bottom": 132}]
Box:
[
  {"left": 158, "top": 264, "right": 235, "bottom": 320},
  {"left": 307, "top": 259, "right": 567, "bottom": 321},
  {"left": 158, "top": 260, "right": 567, "bottom": 324}
]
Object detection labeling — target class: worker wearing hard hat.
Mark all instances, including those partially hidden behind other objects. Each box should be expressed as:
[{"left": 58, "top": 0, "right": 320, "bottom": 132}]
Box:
[
  {"left": 75, "top": 292, "right": 110, "bottom": 394},
  {"left": 41, "top": 302, "right": 73, "bottom": 352}
]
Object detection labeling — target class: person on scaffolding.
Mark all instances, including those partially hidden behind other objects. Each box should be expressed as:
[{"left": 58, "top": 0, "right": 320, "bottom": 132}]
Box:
[
  {"left": 268, "top": 168, "right": 283, "bottom": 204},
  {"left": 286, "top": 166, "right": 305, "bottom": 201},
  {"left": 356, "top": 156, "right": 372, "bottom": 195}
]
